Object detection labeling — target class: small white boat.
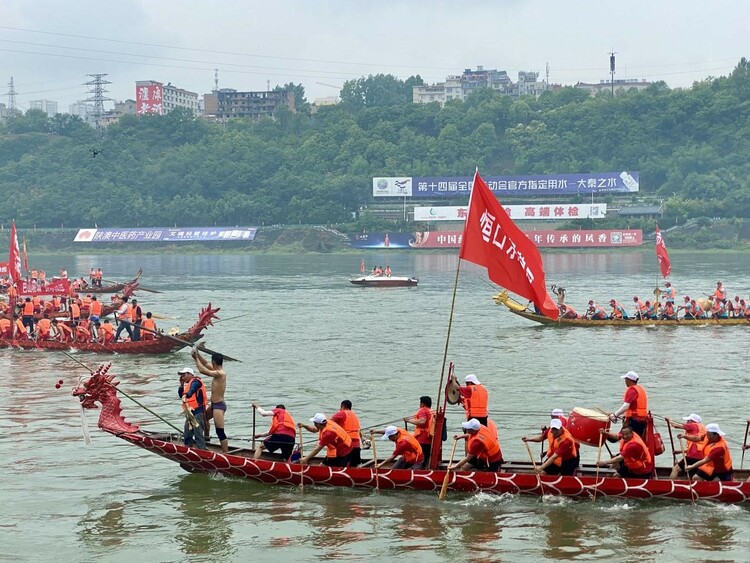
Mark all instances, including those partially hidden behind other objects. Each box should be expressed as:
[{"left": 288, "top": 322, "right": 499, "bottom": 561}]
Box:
[{"left": 349, "top": 275, "right": 418, "bottom": 287}]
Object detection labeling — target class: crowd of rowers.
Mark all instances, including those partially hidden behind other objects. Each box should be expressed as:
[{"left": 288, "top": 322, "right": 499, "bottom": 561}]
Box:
[
  {"left": 0, "top": 268, "right": 104, "bottom": 294},
  {"left": 0, "top": 292, "right": 157, "bottom": 344},
  {"left": 552, "top": 280, "right": 749, "bottom": 321},
  {"left": 178, "top": 368, "right": 740, "bottom": 482}
]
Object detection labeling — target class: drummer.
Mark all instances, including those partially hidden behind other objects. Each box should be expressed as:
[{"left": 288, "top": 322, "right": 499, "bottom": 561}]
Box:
[{"left": 608, "top": 371, "right": 649, "bottom": 438}]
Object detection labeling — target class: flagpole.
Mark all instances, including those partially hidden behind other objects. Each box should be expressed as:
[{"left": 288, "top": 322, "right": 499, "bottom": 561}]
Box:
[{"left": 435, "top": 258, "right": 462, "bottom": 410}]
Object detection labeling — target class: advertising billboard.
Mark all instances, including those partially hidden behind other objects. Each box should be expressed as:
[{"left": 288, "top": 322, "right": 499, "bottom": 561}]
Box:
[
  {"left": 413, "top": 203, "right": 607, "bottom": 221},
  {"left": 136, "top": 83, "right": 164, "bottom": 115},
  {"left": 373, "top": 172, "right": 639, "bottom": 197},
  {"left": 74, "top": 227, "right": 257, "bottom": 243}
]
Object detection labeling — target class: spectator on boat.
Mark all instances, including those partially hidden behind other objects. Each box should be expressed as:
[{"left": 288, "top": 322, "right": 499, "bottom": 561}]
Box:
[
  {"left": 384, "top": 265, "right": 392, "bottom": 277},
  {"left": 21, "top": 297, "right": 35, "bottom": 335},
  {"left": 298, "top": 413, "right": 353, "bottom": 467},
  {"left": 609, "top": 299, "right": 629, "bottom": 320},
  {"left": 449, "top": 418, "right": 503, "bottom": 472},
  {"left": 331, "top": 400, "right": 363, "bottom": 467},
  {"left": 458, "top": 374, "right": 489, "bottom": 426},
  {"left": 609, "top": 371, "right": 649, "bottom": 437},
  {"left": 95, "top": 268, "right": 103, "bottom": 287},
  {"left": 252, "top": 402, "right": 296, "bottom": 460},
  {"left": 377, "top": 425, "right": 425, "bottom": 470},
  {"left": 114, "top": 296, "right": 133, "bottom": 342},
  {"left": 660, "top": 300, "right": 677, "bottom": 320},
  {"left": 533, "top": 419, "right": 579, "bottom": 476},
  {"left": 193, "top": 349, "right": 229, "bottom": 453},
  {"left": 559, "top": 303, "right": 580, "bottom": 319},
  {"left": 587, "top": 300, "right": 609, "bottom": 320},
  {"left": 597, "top": 425, "right": 654, "bottom": 479},
  {"left": 687, "top": 423, "right": 733, "bottom": 482},
  {"left": 633, "top": 296, "right": 648, "bottom": 319},
  {"left": 714, "top": 280, "right": 727, "bottom": 302},
  {"left": 178, "top": 367, "right": 207, "bottom": 450},
  {"left": 130, "top": 299, "right": 143, "bottom": 341},
  {"left": 666, "top": 413, "right": 707, "bottom": 479},
  {"left": 140, "top": 312, "right": 156, "bottom": 340},
  {"left": 403, "top": 396, "right": 434, "bottom": 465},
  {"left": 371, "top": 266, "right": 378, "bottom": 276},
  {"left": 660, "top": 281, "right": 676, "bottom": 305},
  {"left": 89, "top": 268, "right": 96, "bottom": 286}
]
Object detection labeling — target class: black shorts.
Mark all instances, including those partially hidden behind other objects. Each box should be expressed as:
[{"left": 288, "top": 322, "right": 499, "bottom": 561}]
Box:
[
  {"left": 544, "top": 457, "right": 579, "bottom": 476},
  {"left": 264, "top": 434, "right": 295, "bottom": 458},
  {"left": 474, "top": 457, "right": 503, "bottom": 472},
  {"left": 625, "top": 417, "right": 647, "bottom": 438},
  {"left": 677, "top": 457, "right": 702, "bottom": 471},
  {"left": 695, "top": 469, "right": 734, "bottom": 482},
  {"left": 322, "top": 452, "right": 352, "bottom": 468},
  {"left": 616, "top": 462, "right": 651, "bottom": 479},
  {"left": 349, "top": 447, "right": 362, "bottom": 468}
]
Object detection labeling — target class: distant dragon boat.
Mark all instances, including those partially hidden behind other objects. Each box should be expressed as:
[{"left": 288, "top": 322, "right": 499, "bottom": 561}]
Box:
[
  {"left": 493, "top": 291, "right": 750, "bottom": 326},
  {"left": 86, "top": 269, "right": 143, "bottom": 294},
  {"left": 350, "top": 275, "right": 418, "bottom": 287}
]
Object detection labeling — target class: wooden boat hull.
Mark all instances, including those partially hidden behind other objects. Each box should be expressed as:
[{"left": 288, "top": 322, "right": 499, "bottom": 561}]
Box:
[
  {"left": 493, "top": 292, "right": 750, "bottom": 326},
  {"left": 0, "top": 333, "right": 199, "bottom": 354},
  {"left": 350, "top": 276, "right": 418, "bottom": 287},
  {"left": 114, "top": 430, "right": 750, "bottom": 503}
]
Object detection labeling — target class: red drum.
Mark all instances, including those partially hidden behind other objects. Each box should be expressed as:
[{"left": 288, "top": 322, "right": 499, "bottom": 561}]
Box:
[{"left": 568, "top": 407, "right": 611, "bottom": 447}]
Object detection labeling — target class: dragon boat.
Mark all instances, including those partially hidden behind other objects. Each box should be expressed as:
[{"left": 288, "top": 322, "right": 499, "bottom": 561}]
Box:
[
  {"left": 70, "top": 364, "right": 750, "bottom": 504},
  {"left": 86, "top": 269, "right": 143, "bottom": 294},
  {"left": 0, "top": 303, "right": 219, "bottom": 354},
  {"left": 350, "top": 275, "right": 418, "bottom": 287},
  {"left": 493, "top": 291, "right": 750, "bottom": 327}
]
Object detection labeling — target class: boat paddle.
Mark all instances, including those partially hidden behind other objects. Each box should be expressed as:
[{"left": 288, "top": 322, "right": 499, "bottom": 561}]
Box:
[
  {"left": 116, "top": 319, "right": 241, "bottom": 362},
  {"left": 251, "top": 404, "right": 256, "bottom": 450},
  {"left": 665, "top": 418, "right": 678, "bottom": 466},
  {"left": 593, "top": 430, "right": 604, "bottom": 503},
  {"left": 297, "top": 425, "right": 305, "bottom": 493},
  {"left": 523, "top": 440, "right": 545, "bottom": 496},
  {"left": 742, "top": 420, "right": 750, "bottom": 469},
  {"left": 438, "top": 437, "right": 459, "bottom": 501},
  {"left": 678, "top": 436, "right": 696, "bottom": 506},
  {"left": 370, "top": 430, "right": 379, "bottom": 491}
]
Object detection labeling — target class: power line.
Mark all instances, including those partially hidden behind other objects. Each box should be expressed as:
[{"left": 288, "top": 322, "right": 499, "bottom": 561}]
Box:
[{"left": 84, "top": 74, "right": 112, "bottom": 132}]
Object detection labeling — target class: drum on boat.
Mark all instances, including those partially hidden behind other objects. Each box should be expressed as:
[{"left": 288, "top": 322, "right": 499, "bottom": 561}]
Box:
[{"left": 568, "top": 407, "right": 610, "bottom": 447}]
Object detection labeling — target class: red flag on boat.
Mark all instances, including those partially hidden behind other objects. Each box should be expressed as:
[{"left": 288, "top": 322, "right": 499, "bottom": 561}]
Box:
[
  {"left": 22, "top": 236, "right": 29, "bottom": 274},
  {"left": 8, "top": 220, "right": 22, "bottom": 284},
  {"left": 459, "top": 171, "right": 558, "bottom": 319},
  {"left": 655, "top": 225, "right": 671, "bottom": 278}
]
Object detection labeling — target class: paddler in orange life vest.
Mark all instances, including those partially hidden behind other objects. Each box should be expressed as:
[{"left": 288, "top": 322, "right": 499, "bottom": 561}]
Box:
[
  {"left": 597, "top": 425, "right": 654, "bottom": 479},
  {"left": 632, "top": 296, "right": 648, "bottom": 319},
  {"left": 608, "top": 371, "right": 649, "bottom": 438},
  {"left": 660, "top": 300, "right": 677, "bottom": 320},
  {"left": 21, "top": 297, "right": 35, "bottom": 335},
  {"left": 459, "top": 374, "right": 489, "bottom": 426},
  {"left": 659, "top": 281, "right": 676, "bottom": 305},
  {"left": 533, "top": 419, "right": 579, "bottom": 476},
  {"left": 377, "top": 425, "right": 425, "bottom": 469},
  {"left": 688, "top": 423, "right": 733, "bottom": 482},
  {"left": 178, "top": 367, "right": 207, "bottom": 449},
  {"left": 299, "top": 413, "right": 353, "bottom": 467},
  {"left": 587, "top": 300, "right": 609, "bottom": 320},
  {"left": 666, "top": 413, "right": 707, "bottom": 479},
  {"left": 252, "top": 402, "right": 297, "bottom": 460},
  {"left": 714, "top": 280, "right": 727, "bottom": 302},
  {"left": 559, "top": 303, "right": 579, "bottom": 319},
  {"left": 140, "top": 312, "right": 157, "bottom": 340},
  {"left": 609, "top": 299, "right": 629, "bottom": 319},
  {"left": 449, "top": 418, "right": 504, "bottom": 472},
  {"left": 403, "top": 395, "right": 434, "bottom": 465},
  {"left": 522, "top": 408, "right": 571, "bottom": 458},
  {"left": 331, "top": 400, "right": 363, "bottom": 467}
]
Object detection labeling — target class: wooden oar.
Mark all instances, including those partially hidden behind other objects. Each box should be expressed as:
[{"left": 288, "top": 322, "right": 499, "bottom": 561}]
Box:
[
  {"left": 251, "top": 404, "right": 256, "bottom": 450},
  {"left": 439, "top": 437, "right": 459, "bottom": 501},
  {"left": 593, "top": 431, "right": 604, "bottom": 502},
  {"left": 370, "top": 430, "right": 379, "bottom": 491},
  {"left": 116, "top": 318, "right": 241, "bottom": 362},
  {"left": 742, "top": 420, "right": 750, "bottom": 469},
  {"left": 297, "top": 426, "right": 304, "bottom": 493},
  {"left": 678, "top": 436, "right": 696, "bottom": 506},
  {"left": 665, "top": 418, "right": 678, "bottom": 466},
  {"left": 150, "top": 313, "right": 177, "bottom": 320},
  {"left": 524, "top": 440, "right": 545, "bottom": 496}
]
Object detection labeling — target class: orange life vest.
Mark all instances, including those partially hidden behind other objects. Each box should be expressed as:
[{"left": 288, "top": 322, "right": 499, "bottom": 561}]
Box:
[
  {"left": 100, "top": 323, "right": 115, "bottom": 342},
  {"left": 319, "top": 420, "right": 352, "bottom": 458},
  {"left": 463, "top": 384, "right": 489, "bottom": 418},
  {"left": 82, "top": 296, "right": 92, "bottom": 308},
  {"left": 619, "top": 432, "right": 652, "bottom": 474},
  {"left": 14, "top": 318, "right": 26, "bottom": 336},
  {"left": 22, "top": 301, "right": 34, "bottom": 316},
  {"left": 182, "top": 377, "right": 207, "bottom": 411},
  {"left": 69, "top": 303, "right": 81, "bottom": 319},
  {"left": 37, "top": 318, "right": 51, "bottom": 337},
  {"left": 338, "top": 410, "right": 361, "bottom": 444},
  {"left": 686, "top": 423, "right": 708, "bottom": 459},
  {"left": 268, "top": 409, "right": 296, "bottom": 435},
  {"left": 468, "top": 425, "right": 502, "bottom": 462},
  {"left": 90, "top": 300, "right": 102, "bottom": 316},
  {"left": 546, "top": 427, "right": 578, "bottom": 463},
  {"left": 412, "top": 408, "right": 434, "bottom": 443},
  {"left": 624, "top": 384, "right": 648, "bottom": 418},
  {"left": 394, "top": 428, "right": 423, "bottom": 463},
  {"left": 702, "top": 438, "right": 733, "bottom": 476},
  {"left": 0, "top": 318, "right": 11, "bottom": 337}
]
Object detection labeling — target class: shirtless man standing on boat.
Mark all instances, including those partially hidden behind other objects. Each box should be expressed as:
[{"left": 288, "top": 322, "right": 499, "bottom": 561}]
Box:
[{"left": 193, "top": 348, "right": 228, "bottom": 453}]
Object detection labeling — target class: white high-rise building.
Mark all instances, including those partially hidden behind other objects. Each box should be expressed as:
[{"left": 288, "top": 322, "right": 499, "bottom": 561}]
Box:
[
  {"left": 69, "top": 100, "right": 94, "bottom": 122},
  {"left": 29, "top": 99, "right": 58, "bottom": 117}
]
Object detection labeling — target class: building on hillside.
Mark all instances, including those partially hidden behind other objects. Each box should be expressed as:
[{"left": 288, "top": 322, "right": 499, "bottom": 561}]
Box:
[
  {"left": 616, "top": 203, "right": 663, "bottom": 218},
  {"left": 135, "top": 80, "right": 199, "bottom": 116},
  {"left": 69, "top": 100, "right": 94, "bottom": 122},
  {"left": 115, "top": 99, "right": 137, "bottom": 115},
  {"left": 203, "top": 88, "right": 295, "bottom": 120},
  {"left": 29, "top": 99, "right": 58, "bottom": 117},
  {"left": 575, "top": 78, "right": 653, "bottom": 96},
  {"left": 413, "top": 66, "right": 547, "bottom": 106},
  {"left": 0, "top": 102, "right": 6, "bottom": 119},
  {"left": 311, "top": 96, "right": 339, "bottom": 114}
]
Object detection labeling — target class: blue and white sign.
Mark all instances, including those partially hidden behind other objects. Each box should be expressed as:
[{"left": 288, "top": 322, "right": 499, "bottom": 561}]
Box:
[
  {"left": 74, "top": 227, "right": 257, "bottom": 243},
  {"left": 373, "top": 172, "right": 639, "bottom": 197}
]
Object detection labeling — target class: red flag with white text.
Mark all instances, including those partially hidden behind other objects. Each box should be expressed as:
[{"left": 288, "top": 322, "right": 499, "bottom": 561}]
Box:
[
  {"left": 8, "top": 221, "right": 22, "bottom": 284},
  {"left": 459, "top": 172, "right": 558, "bottom": 319},
  {"left": 655, "top": 226, "right": 671, "bottom": 278}
]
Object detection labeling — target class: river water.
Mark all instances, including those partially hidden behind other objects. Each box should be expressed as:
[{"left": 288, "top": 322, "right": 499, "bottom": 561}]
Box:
[{"left": 2, "top": 251, "right": 750, "bottom": 562}]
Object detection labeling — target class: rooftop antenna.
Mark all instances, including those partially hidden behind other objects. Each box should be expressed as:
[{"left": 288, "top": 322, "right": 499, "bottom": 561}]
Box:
[
  {"left": 7, "top": 76, "right": 17, "bottom": 115},
  {"left": 609, "top": 50, "right": 616, "bottom": 97},
  {"left": 267, "top": 79, "right": 270, "bottom": 92},
  {"left": 545, "top": 62, "right": 550, "bottom": 90},
  {"left": 84, "top": 73, "right": 113, "bottom": 132},
  {"left": 214, "top": 68, "right": 219, "bottom": 92}
]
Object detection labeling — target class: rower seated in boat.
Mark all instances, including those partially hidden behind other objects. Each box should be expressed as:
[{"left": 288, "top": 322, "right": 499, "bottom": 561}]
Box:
[
  {"left": 666, "top": 413, "right": 707, "bottom": 479},
  {"left": 685, "top": 423, "right": 733, "bottom": 482},
  {"left": 377, "top": 425, "right": 425, "bottom": 470},
  {"left": 252, "top": 402, "right": 297, "bottom": 461},
  {"left": 596, "top": 426, "right": 654, "bottom": 479},
  {"left": 609, "top": 299, "right": 629, "bottom": 319},
  {"left": 684, "top": 298, "right": 707, "bottom": 320},
  {"left": 660, "top": 300, "right": 677, "bottom": 320},
  {"left": 449, "top": 419, "right": 503, "bottom": 472},
  {"left": 299, "top": 413, "right": 353, "bottom": 467},
  {"left": 531, "top": 419, "right": 579, "bottom": 476},
  {"left": 586, "top": 300, "right": 609, "bottom": 320},
  {"left": 559, "top": 304, "right": 580, "bottom": 319}
]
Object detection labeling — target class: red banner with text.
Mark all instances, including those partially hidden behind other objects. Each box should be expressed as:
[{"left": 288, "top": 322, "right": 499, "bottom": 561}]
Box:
[
  {"left": 19, "top": 278, "right": 71, "bottom": 297},
  {"left": 410, "top": 229, "right": 643, "bottom": 249}
]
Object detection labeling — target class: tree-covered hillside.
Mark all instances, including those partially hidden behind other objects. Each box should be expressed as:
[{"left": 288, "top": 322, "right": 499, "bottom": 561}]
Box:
[{"left": 0, "top": 60, "right": 748, "bottom": 229}]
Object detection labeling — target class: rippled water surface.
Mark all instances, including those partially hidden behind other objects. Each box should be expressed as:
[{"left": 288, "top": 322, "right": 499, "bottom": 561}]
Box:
[{"left": 2, "top": 251, "right": 750, "bottom": 562}]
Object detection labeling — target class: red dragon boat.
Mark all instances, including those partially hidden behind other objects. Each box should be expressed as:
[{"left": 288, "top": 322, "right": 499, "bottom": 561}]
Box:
[
  {"left": 2, "top": 303, "right": 219, "bottom": 354},
  {"left": 86, "top": 269, "right": 143, "bottom": 294},
  {"left": 71, "top": 364, "right": 750, "bottom": 504}
]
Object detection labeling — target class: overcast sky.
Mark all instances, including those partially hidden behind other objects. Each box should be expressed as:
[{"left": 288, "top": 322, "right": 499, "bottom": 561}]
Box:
[{"left": 0, "top": 0, "right": 747, "bottom": 113}]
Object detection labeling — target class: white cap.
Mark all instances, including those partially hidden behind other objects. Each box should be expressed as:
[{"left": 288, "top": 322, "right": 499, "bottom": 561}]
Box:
[
  {"left": 177, "top": 367, "right": 194, "bottom": 376},
  {"left": 706, "top": 423, "right": 725, "bottom": 436},
  {"left": 309, "top": 413, "right": 327, "bottom": 424},
  {"left": 682, "top": 414, "right": 702, "bottom": 423},
  {"left": 461, "top": 419, "right": 481, "bottom": 431},
  {"left": 465, "top": 374, "right": 482, "bottom": 385},
  {"left": 549, "top": 419, "right": 563, "bottom": 430},
  {"left": 621, "top": 371, "right": 639, "bottom": 382},
  {"left": 382, "top": 425, "right": 399, "bottom": 439},
  {"left": 551, "top": 408, "right": 564, "bottom": 417}
]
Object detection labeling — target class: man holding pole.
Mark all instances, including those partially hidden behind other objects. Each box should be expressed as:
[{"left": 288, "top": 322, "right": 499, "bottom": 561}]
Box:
[
  {"left": 193, "top": 349, "right": 229, "bottom": 453},
  {"left": 177, "top": 367, "right": 206, "bottom": 450}
]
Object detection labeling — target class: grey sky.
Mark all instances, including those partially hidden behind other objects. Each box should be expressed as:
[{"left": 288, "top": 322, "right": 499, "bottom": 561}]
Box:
[{"left": 0, "top": 0, "right": 746, "bottom": 112}]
